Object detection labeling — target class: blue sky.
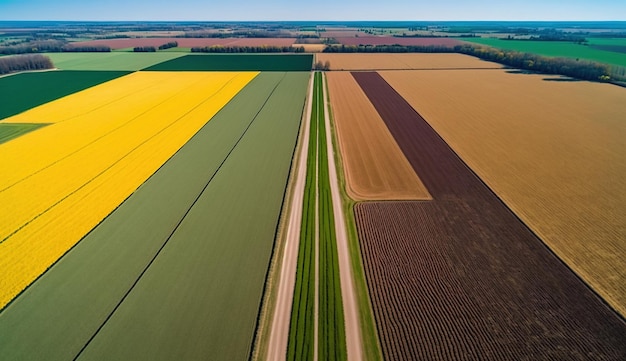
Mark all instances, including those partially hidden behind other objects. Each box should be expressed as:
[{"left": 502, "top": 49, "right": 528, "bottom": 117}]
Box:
[{"left": 0, "top": 0, "right": 624, "bottom": 21}]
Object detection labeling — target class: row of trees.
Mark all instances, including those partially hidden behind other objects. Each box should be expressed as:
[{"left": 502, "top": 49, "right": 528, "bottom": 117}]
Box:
[
  {"left": 191, "top": 45, "right": 306, "bottom": 53},
  {"left": 133, "top": 46, "right": 157, "bottom": 52},
  {"left": 0, "top": 54, "right": 54, "bottom": 75},
  {"left": 452, "top": 44, "right": 616, "bottom": 82},
  {"left": 1, "top": 40, "right": 110, "bottom": 55},
  {"left": 182, "top": 30, "right": 292, "bottom": 38},
  {"left": 158, "top": 41, "right": 178, "bottom": 50},
  {"left": 323, "top": 44, "right": 456, "bottom": 53},
  {"left": 322, "top": 43, "right": 619, "bottom": 82},
  {"left": 313, "top": 60, "right": 331, "bottom": 70}
]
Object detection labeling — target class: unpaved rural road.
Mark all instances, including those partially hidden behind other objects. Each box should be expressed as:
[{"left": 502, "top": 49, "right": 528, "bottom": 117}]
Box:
[
  {"left": 322, "top": 73, "right": 364, "bottom": 361},
  {"left": 265, "top": 72, "right": 314, "bottom": 361},
  {"left": 266, "top": 72, "right": 363, "bottom": 360}
]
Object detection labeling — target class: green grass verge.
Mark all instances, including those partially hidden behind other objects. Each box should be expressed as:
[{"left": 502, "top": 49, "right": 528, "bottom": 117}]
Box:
[
  {"left": 45, "top": 52, "right": 186, "bottom": 70},
  {"left": 0, "top": 72, "right": 310, "bottom": 361},
  {"left": 144, "top": 54, "right": 313, "bottom": 71},
  {"left": 287, "top": 72, "right": 347, "bottom": 361},
  {"left": 0, "top": 123, "right": 47, "bottom": 144},
  {"left": 287, "top": 73, "right": 318, "bottom": 361},
  {"left": 317, "top": 72, "right": 347, "bottom": 361},
  {"left": 324, "top": 73, "right": 383, "bottom": 361},
  {"left": 461, "top": 37, "right": 626, "bottom": 67},
  {"left": 0, "top": 70, "right": 128, "bottom": 120}
]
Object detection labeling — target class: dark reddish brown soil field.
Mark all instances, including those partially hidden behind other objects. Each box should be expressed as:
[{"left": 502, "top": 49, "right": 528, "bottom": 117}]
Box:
[
  {"left": 352, "top": 71, "right": 626, "bottom": 361},
  {"left": 337, "top": 37, "right": 463, "bottom": 47},
  {"left": 68, "top": 37, "right": 296, "bottom": 49},
  {"left": 589, "top": 45, "right": 626, "bottom": 54}
]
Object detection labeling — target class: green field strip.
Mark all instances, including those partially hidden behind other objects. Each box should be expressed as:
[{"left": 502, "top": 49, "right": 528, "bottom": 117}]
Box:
[
  {"left": 287, "top": 72, "right": 346, "bottom": 361},
  {"left": 0, "top": 70, "right": 129, "bottom": 120},
  {"left": 287, "top": 73, "right": 318, "bottom": 361},
  {"left": 317, "top": 71, "right": 346, "bottom": 361},
  {"left": 0, "top": 123, "right": 47, "bottom": 144},
  {"left": 461, "top": 37, "right": 626, "bottom": 67},
  {"left": 0, "top": 72, "right": 292, "bottom": 361},
  {"left": 45, "top": 52, "right": 186, "bottom": 71},
  {"left": 143, "top": 53, "right": 313, "bottom": 71},
  {"left": 73, "top": 72, "right": 309, "bottom": 361}
]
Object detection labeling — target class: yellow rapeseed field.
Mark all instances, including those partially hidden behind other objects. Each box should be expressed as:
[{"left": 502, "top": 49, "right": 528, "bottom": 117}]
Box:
[{"left": 0, "top": 71, "right": 257, "bottom": 308}]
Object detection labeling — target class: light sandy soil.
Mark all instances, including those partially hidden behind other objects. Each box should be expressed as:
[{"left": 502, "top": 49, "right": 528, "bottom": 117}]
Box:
[
  {"left": 381, "top": 69, "right": 626, "bottom": 317},
  {"left": 326, "top": 71, "right": 431, "bottom": 201},
  {"left": 323, "top": 73, "right": 364, "bottom": 361},
  {"left": 265, "top": 73, "right": 314, "bottom": 360}
]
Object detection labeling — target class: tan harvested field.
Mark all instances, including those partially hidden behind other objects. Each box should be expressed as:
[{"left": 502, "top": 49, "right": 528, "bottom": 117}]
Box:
[
  {"left": 326, "top": 72, "right": 430, "bottom": 200},
  {"left": 316, "top": 53, "right": 502, "bottom": 70},
  {"left": 299, "top": 44, "right": 326, "bottom": 53},
  {"left": 381, "top": 69, "right": 626, "bottom": 316}
]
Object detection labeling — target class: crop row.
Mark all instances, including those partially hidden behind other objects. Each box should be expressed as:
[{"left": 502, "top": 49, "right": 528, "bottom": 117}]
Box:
[
  {"left": 0, "top": 71, "right": 310, "bottom": 360},
  {"left": 0, "top": 71, "right": 256, "bottom": 309},
  {"left": 351, "top": 71, "right": 626, "bottom": 360},
  {"left": 287, "top": 72, "right": 346, "bottom": 361}
]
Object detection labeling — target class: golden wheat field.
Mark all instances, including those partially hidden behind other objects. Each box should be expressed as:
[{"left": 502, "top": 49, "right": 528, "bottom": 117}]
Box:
[
  {"left": 326, "top": 71, "right": 430, "bottom": 200},
  {"left": 0, "top": 71, "right": 257, "bottom": 308},
  {"left": 381, "top": 69, "right": 626, "bottom": 316},
  {"left": 316, "top": 53, "right": 502, "bottom": 70}
]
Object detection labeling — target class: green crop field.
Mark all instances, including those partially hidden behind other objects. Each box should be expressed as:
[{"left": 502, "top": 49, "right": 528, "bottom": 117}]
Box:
[
  {"left": 461, "top": 37, "right": 626, "bottom": 67},
  {"left": 45, "top": 52, "right": 185, "bottom": 70},
  {"left": 287, "top": 72, "right": 346, "bottom": 361},
  {"left": 0, "top": 71, "right": 310, "bottom": 361},
  {"left": 587, "top": 38, "right": 626, "bottom": 47},
  {"left": 0, "top": 70, "right": 128, "bottom": 120},
  {"left": 0, "top": 123, "right": 46, "bottom": 144},
  {"left": 144, "top": 53, "right": 313, "bottom": 71}
]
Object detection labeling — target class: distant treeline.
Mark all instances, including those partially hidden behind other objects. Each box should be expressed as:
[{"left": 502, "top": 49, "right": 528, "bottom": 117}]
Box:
[
  {"left": 191, "top": 45, "right": 305, "bottom": 53},
  {"left": 453, "top": 44, "right": 617, "bottom": 82},
  {"left": 133, "top": 46, "right": 157, "bottom": 52},
  {"left": 323, "top": 44, "right": 456, "bottom": 53},
  {"left": 133, "top": 42, "right": 178, "bottom": 52},
  {"left": 0, "top": 54, "right": 54, "bottom": 75},
  {"left": 182, "top": 30, "right": 293, "bottom": 38},
  {"left": 158, "top": 41, "right": 178, "bottom": 50},
  {"left": 0, "top": 40, "right": 110, "bottom": 54},
  {"left": 323, "top": 43, "right": 621, "bottom": 82}
]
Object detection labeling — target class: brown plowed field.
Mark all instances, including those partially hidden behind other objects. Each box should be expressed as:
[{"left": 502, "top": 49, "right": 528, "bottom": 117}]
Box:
[
  {"left": 337, "top": 36, "right": 463, "bottom": 47},
  {"left": 315, "top": 53, "right": 501, "bottom": 71},
  {"left": 380, "top": 69, "right": 626, "bottom": 316},
  {"left": 326, "top": 72, "right": 430, "bottom": 200},
  {"left": 352, "top": 72, "right": 626, "bottom": 361},
  {"left": 68, "top": 37, "right": 297, "bottom": 49}
]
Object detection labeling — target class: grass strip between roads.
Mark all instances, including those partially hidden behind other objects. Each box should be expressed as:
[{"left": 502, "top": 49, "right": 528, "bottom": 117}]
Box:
[{"left": 287, "top": 72, "right": 347, "bottom": 361}]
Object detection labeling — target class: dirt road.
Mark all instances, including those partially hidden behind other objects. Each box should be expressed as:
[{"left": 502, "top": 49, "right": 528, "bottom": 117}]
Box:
[
  {"left": 265, "top": 72, "right": 314, "bottom": 361},
  {"left": 322, "top": 74, "right": 364, "bottom": 361}
]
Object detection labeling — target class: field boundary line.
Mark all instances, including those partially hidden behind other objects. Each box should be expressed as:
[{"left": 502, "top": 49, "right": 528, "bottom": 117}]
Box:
[{"left": 71, "top": 75, "right": 284, "bottom": 361}]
